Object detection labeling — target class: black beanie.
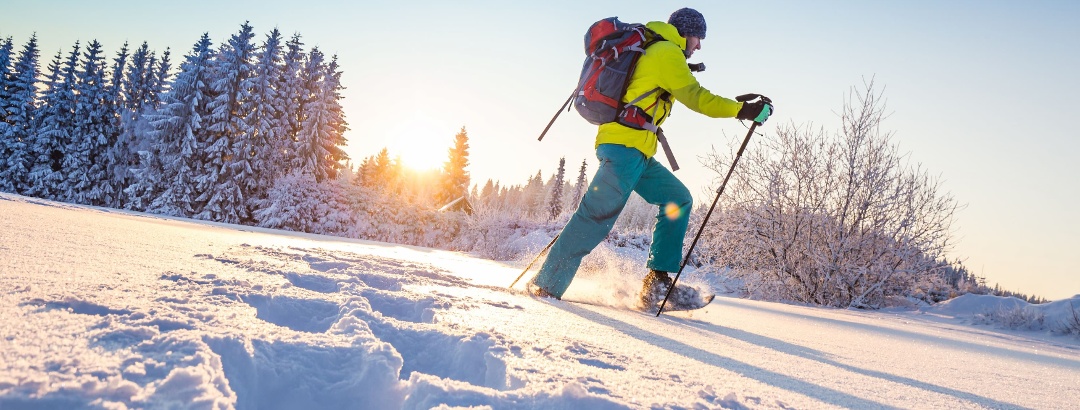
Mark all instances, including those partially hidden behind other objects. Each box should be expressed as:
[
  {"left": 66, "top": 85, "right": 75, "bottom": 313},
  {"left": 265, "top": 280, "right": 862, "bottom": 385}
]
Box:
[{"left": 668, "top": 8, "right": 706, "bottom": 39}]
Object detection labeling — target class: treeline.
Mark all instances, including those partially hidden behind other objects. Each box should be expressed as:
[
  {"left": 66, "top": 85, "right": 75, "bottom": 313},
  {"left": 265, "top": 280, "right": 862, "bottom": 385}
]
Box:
[
  {"left": 0, "top": 24, "right": 346, "bottom": 224},
  {"left": 942, "top": 260, "right": 1050, "bottom": 304},
  {"left": 355, "top": 146, "right": 591, "bottom": 222}
]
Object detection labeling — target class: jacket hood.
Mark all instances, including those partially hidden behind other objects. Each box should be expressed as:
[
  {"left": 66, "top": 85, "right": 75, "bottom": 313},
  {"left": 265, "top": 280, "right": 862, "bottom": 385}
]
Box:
[{"left": 646, "top": 21, "right": 686, "bottom": 51}]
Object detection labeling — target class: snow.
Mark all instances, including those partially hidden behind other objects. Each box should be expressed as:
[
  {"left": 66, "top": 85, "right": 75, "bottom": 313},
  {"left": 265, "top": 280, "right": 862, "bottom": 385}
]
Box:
[{"left": 2, "top": 192, "right": 1079, "bottom": 409}]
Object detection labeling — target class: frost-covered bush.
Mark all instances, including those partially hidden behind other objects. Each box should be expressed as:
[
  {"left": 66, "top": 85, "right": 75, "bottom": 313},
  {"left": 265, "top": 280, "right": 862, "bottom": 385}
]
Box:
[
  {"left": 973, "top": 306, "right": 1046, "bottom": 331},
  {"left": 351, "top": 189, "right": 460, "bottom": 249},
  {"left": 253, "top": 170, "right": 357, "bottom": 236},
  {"left": 696, "top": 81, "right": 959, "bottom": 309},
  {"left": 1054, "top": 302, "right": 1080, "bottom": 338},
  {"left": 449, "top": 210, "right": 555, "bottom": 261}
]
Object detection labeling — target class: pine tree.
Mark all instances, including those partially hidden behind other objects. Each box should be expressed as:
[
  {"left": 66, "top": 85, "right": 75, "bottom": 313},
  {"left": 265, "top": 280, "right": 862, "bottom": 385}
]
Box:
[
  {"left": 320, "top": 55, "right": 348, "bottom": 178},
  {"left": 197, "top": 23, "right": 257, "bottom": 224},
  {"left": 112, "top": 42, "right": 155, "bottom": 207},
  {"left": 0, "top": 36, "right": 15, "bottom": 123},
  {"left": 96, "top": 42, "right": 129, "bottom": 207},
  {"left": 0, "top": 35, "right": 40, "bottom": 194},
  {"left": 294, "top": 48, "right": 348, "bottom": 183},
  {"left": 147, "top": 48, "right": 171, "bottom": 108},
  {"left": 123, "top": 43, "right": 154, "bottom": 114},
  {"left": 25, "top": 47, "right": 76, "bottom": 200},
  {"left": 572, "top": 159, "right": 588, "bottom": 211},
  {"left": 480, "top": 179, "right": 495, "bottom": 201},
  {"left": 29, "top": 43, "right": 82, "bottom": 201},
  {"left": 279, "top": 33, "right": 306, "bottom": 169},
  {"left": 132, "top": 34, "right": 215, "bottom": 214},
  {"left": 245, "top": 28, "right": 288, "bottom": 218},
  {"left": 523, "top": 170, "right": 544, "bottom": 217},
  {"left": 436, "top": 126, "right": 470, "bottom": 207},
  {"left": 548, "top": 157, "right": 566, "bottom": 220},
  {"left": 366, "top": 147, "right": 392, "bottom": 187},
  {"left": 57, "top": 40, "right": 113, "bottom": 205}
]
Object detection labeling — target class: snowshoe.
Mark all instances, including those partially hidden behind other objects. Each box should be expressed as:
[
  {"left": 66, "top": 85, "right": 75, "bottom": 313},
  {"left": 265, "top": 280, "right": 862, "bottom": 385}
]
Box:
[{"left": 638, "top": 270, "right": 714, "bottom": 312}]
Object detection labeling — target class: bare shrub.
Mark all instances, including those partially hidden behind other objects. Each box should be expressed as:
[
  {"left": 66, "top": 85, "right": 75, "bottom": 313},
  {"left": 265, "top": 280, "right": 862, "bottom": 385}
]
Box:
[
  {"left": 992, "top": 306, "right": 1046, "bottom": 331},
  {"left": 1055, "top": 302, "right": 1080, "bottom": 338},
  {"left": 696, "top": 80, "right": 960, "bottom": 308}
]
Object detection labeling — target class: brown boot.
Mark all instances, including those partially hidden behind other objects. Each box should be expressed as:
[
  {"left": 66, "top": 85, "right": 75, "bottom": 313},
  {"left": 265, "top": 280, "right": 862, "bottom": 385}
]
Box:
[
  {"left": 527, "top": 281, "right": 558, "bottom": 299},
  {"left": 639, "top": 270, "right": 673, "bottom": 309}
]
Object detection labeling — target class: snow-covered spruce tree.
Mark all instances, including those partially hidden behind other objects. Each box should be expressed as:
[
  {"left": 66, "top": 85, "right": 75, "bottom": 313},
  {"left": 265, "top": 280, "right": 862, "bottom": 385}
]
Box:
[
  {"left": 699, "top": 81, "right": 959, "bottom": 308},
  {"left": 196, "top": 23, "right": 256, "bottom": 224},
  {"left": 111, "top": 43, "right": 150, "bottom": 207},
  {"left": 112, "top": 42, "right": 166, "bottom": 209},
  {"left": 123, "top": 48, "right": 173, "bottom": 210},
  {"left": 320, "top": 54, "right": 349, "bottom": 177},
  {"left": 0, "top": 35, "right": 40, "bottom": 194},
  {"left": 254, "top": 168, "right": 356, "bottom": 235},
  {"left": 122, "top": 43, "right": 155, "bottom": 114},
  {"left": 547, "top": 157, "right": 565, "bottom": 220},
  {"left": 0, "top": 36, "right": 14, "bottom": 120},
  {"left": 478, "top": 178, "right": 496, "bottom": 208},
  {"left": 278, "top": 33, "right": 306, "bottom": 168},
  {"left": 95, "top": 42, "right": 129, "bottom": 208},
  {"left": 293, "top": 48, "right": 348, "bottom": 184},
  {"left": 0, "top": 36, "right": 13, "bottom": 126},
  {"left": 25, "top": 46, "right": 77, "bottom": 200},
  {"left": 0, "top": 36, "right": 14, "bottom": 190},
  {"left": 131, "top": 34, "right": 214, "bottom": 215},
  {"left": 149, "top": 50, "right": 172, "bottom": 111},
  {"left": 59, "top": 40, "right": 114, "bottom": 206},
  {"left": 359, "top": 147, "right": 393, "bottom": 188},
  {"left": 435, "top": 126, "right": 470, "bottom": 208},
  {"left": 571, "top": 159, "right": 588, "bottom": 211},
  {"left": 244, "top": 28, "right": 288, "bottom": 217}
]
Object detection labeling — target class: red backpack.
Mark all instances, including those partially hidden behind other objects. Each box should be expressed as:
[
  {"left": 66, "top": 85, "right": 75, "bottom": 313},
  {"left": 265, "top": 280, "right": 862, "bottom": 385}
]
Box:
[
  {"left": 575, "top": 17, "right": 667, "bottom": 128},
  {"left": 538, "top": 17, "right": 680, "bottom": 169}
]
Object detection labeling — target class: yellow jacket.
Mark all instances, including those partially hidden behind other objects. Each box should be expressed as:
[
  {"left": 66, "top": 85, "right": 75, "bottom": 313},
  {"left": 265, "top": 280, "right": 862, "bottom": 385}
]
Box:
[{"left": 595, "top": 21, "right": 743, "bottom": 158}]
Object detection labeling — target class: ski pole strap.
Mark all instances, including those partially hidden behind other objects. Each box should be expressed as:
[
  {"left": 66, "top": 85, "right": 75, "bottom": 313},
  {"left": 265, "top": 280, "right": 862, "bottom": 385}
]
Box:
[{"left": 655, "top": 128, "right": 679, "bottom": 171}]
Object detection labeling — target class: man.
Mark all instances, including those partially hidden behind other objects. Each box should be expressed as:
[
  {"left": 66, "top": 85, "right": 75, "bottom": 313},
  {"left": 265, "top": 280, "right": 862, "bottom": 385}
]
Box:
[{"left": 528, "top": 8, "right": 773, "bottom": 309}]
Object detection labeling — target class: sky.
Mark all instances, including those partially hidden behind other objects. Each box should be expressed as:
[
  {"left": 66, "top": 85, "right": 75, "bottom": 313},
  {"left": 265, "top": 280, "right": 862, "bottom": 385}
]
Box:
[
  {"left": 2, "top": 192, "right": 1079, "bottom": 408},
  {"left": 2, "top": 0, "right": 1078, "bottom": 300}
]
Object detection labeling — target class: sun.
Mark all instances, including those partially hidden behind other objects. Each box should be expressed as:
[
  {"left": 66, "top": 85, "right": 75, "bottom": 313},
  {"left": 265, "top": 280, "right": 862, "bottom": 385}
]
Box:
[{"left": 387, "top": 113, "right": 453, "bottom": 171}]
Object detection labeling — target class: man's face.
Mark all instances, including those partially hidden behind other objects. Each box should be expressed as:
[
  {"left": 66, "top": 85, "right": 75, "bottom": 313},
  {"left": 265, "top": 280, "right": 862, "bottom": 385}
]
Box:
[{"left": 685, "top": 36, "right": 702, "bottom": 59}]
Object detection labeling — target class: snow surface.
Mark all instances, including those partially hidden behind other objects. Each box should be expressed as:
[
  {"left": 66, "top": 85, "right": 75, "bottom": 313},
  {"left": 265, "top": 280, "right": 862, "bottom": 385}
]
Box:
[{"left": 2, "top": 192, "right": 1079, "bottom": 409}]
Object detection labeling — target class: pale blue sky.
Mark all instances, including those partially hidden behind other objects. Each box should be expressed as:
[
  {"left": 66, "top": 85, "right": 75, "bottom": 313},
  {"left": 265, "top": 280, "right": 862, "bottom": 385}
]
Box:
[{"left": 3, "top": 0, "right": 1078, "bottom": 299}]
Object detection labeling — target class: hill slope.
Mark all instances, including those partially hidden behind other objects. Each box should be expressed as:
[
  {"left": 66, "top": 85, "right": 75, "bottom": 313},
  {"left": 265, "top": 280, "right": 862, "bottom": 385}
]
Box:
[{"left": 2, "top": 193, "right": 1078, "bottom": 409}]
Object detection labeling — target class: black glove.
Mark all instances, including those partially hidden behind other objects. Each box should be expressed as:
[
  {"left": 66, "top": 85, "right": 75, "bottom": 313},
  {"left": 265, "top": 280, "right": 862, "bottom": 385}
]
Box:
[{"left": 736, "top": 100, "right": 773, "bottom": 123}]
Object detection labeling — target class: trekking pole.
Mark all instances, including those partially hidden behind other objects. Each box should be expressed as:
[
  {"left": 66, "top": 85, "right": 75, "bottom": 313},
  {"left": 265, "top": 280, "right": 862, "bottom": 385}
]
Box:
[
  {"left": 509, "top": 234, "right": 560, "bottom": 289},
  {"left": 657, "top": 94, "right": 771, "bottom": 316}
]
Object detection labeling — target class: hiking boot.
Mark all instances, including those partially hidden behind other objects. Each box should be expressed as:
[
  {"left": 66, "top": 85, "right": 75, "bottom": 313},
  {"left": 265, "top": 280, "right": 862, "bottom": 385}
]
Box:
[
  {"left": 639, "top": 270, "right": 674, "bottom": 309},
  {"left": 527, "top": 281, "right": 559, "bottom": 300},
  {"left": 639, "top": 270, "right": 713, "bottom": 311}
]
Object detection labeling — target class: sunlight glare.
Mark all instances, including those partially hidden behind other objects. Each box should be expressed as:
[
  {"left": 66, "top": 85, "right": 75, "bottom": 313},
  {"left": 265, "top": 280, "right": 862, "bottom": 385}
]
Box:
[
  {"left": 664, "top": 202, "right": 682, "bottom": 221},
  {"left": 387, "top": 113, "right": 454, "bottom": 171}
]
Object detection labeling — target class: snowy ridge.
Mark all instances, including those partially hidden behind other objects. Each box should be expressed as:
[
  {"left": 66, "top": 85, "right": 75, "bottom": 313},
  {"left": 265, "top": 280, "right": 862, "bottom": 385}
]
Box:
[{"left": 2, "top": 192, "right": 1079, "bottom": 409}]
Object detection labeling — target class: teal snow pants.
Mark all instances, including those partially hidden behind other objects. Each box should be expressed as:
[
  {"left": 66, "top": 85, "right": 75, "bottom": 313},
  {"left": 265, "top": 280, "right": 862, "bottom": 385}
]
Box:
[{"left": 531, "top": 144, "right": 693, "bottom": 298}]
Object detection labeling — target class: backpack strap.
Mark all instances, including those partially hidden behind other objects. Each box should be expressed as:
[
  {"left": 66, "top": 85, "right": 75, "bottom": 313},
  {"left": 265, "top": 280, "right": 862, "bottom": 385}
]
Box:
[
  {"left": 655, "top": 128, "right": 680, "bottom": 171},
  {"left": 624, "top": 87, "right": 663, "bottom": 108},
  {"left": 620, "top": 87, "right": 680, "bottom": 171}
]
